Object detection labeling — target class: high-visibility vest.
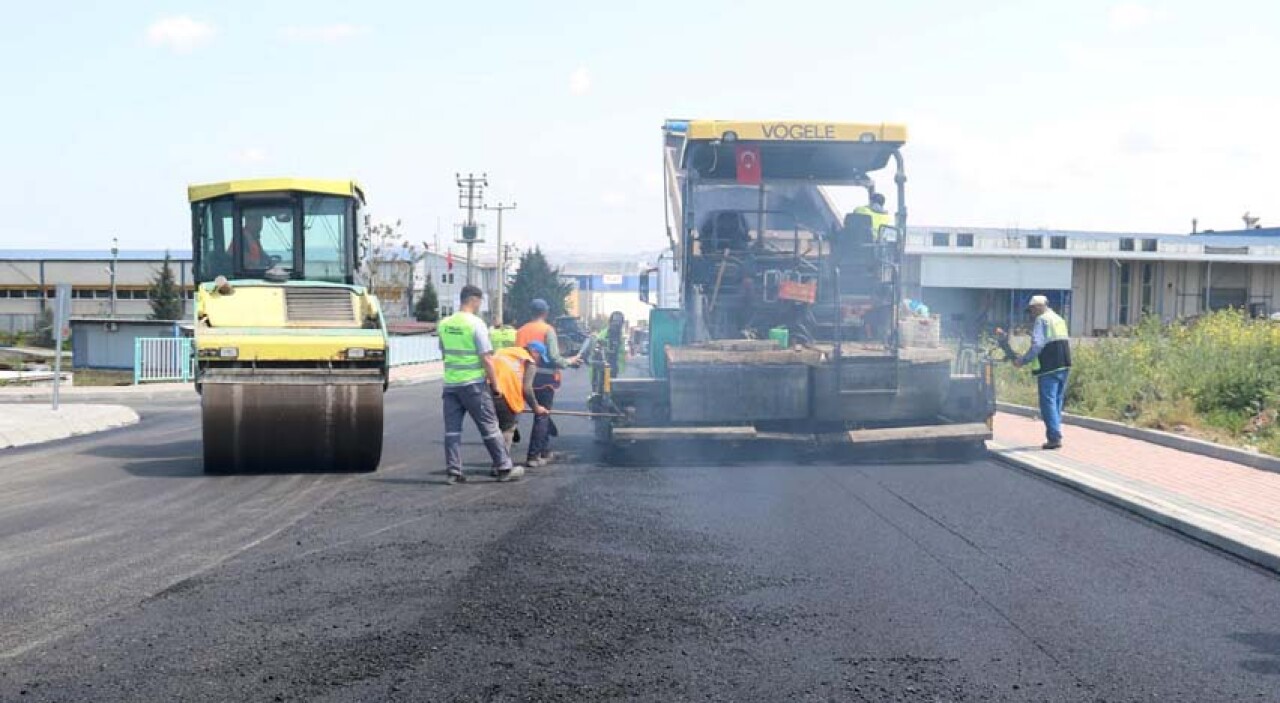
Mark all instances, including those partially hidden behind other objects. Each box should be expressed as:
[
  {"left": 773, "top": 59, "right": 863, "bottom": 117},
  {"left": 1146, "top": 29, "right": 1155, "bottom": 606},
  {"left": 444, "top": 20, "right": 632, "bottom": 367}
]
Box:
[
  {"left": 852, "top": 206, "right": 892, "bottom": 240},
  {"left": 439, "top": 312, "right": 486, "bottom": 386},
  {"left": 596, "top": 329, "right": 626, "bottom": 376},
  {"left": 517, "top": 319, "right": 561, "bottom": 389},
  {"left": 490, "top": 327, "right": 517, "bottom": 349},
  {"left": 1029, "top": 309, "right": 1071, "bottom": 376},
  {"left": 492, "top": 347, "right": 533, "bottom": 414}
]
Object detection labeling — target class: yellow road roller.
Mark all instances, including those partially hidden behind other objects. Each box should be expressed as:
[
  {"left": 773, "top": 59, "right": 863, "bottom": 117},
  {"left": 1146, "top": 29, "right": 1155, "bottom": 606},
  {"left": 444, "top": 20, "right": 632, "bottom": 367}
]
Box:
[{"left": 188, "top": 178, "right": 388, "bottom": 473}]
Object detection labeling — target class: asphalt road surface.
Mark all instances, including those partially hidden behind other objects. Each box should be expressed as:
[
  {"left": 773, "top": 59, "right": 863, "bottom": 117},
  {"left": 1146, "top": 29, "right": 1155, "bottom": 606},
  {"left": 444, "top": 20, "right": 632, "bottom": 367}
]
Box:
[{"left": 3, "top": 372, "right": 1280, "bottom": 702}]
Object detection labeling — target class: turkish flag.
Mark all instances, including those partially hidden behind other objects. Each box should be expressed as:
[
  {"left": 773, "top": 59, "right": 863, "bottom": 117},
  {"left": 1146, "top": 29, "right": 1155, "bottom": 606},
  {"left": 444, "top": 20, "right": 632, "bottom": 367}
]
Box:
[
  {"left": 446, "top": 250, "right": 454, "bottom": 271},
  {"left": 735, "top": 145, "right": 762, "bottom": 185}
]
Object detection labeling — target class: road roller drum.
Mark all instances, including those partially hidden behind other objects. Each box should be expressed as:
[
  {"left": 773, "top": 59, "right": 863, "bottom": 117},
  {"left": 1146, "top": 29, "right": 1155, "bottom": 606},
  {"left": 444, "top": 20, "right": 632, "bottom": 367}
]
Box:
[{"left": 201, "top": 375, "right": 384, "bottom": 473}]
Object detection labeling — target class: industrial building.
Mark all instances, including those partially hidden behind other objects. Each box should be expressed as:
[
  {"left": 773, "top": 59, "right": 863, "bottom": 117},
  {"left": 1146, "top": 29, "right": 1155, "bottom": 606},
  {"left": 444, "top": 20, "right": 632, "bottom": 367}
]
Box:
[
  {"left": 559, "top": 260, "right": 654, "bottom": 327},
  {"left": 0, "top": 250, "right": 195, "bottom": 333},
  {"left": 903, "top": 226, "right": 1280, "bottom": 338},
  {"left": 413, "top": 250, "right": 500, "bottom": 319}
]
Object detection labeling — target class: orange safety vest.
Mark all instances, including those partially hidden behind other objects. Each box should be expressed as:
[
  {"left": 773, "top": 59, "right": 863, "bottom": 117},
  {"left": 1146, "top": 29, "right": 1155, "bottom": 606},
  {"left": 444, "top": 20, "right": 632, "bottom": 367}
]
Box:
[
  {"left": 516, "top": 319, "right": 561, "bottom": 389},
  {"left": 491, "top": 347, "right": 534, "bottom": 414}
]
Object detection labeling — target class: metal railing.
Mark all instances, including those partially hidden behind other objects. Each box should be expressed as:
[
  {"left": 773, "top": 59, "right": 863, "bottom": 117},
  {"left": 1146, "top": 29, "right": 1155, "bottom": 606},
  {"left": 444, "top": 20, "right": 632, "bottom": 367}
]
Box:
[
  {"left": 134, "top": 337, "right": 193, "bottom": 384},
  {"left": 133, "top": 335, "right": 440, "bottom": 383},
  {"left": 388, "top": 335, "right": 441, "bottom": 367}
]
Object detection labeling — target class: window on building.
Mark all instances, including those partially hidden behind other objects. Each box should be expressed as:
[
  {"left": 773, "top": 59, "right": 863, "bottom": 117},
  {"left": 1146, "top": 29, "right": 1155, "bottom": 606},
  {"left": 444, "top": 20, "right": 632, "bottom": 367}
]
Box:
[
  {"left": 957, "top": 233, "right": 974, "bottom": 247},
  {"left": 931, "top": 232, "right": 950, "bottom": 247},
  {"left": 1142, "top": 238, "right": 1158, "bottom": 252},
  {"left": 93, "top": 290, "right": 111, "bottom": 299},
  {"left": 1140, "top": 263, "right": 1154, "bottom": 315},
  {"left": 1118, "top": 263, "right": 1132, "bottom": 324},
  {"left": 1026, "top": 235, "right": 1043, "bottom": 249},
  {"left": 1120, "top": 238, "right": 1135, "bottom": 251},
  {"left": 1050, "top": 236, "right": 1067, "bottom": 250},
  {"left": 45, "top": 289, "right": 55, "bottom": 298},
  {"left": 73, "top": 289, "right": 95, "bottom": 299}
]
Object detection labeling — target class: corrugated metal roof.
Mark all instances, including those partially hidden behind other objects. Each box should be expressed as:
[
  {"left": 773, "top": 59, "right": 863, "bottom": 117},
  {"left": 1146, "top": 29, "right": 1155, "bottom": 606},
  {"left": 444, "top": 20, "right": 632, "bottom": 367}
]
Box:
[{"left": 0, "top": 249, "right": 192, "bottom": 261}]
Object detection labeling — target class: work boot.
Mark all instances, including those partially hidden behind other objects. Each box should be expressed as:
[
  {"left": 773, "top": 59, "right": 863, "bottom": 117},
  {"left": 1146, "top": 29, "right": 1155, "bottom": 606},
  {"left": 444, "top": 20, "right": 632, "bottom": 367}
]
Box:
[
  {"left": 1042, "top": 440, "right": 1063, "bottom": 450},
  {"left": 495, "top": 465, "right": 525, "bottom": 482},
  {"left": 445, "top": 471, "right": 467, "bottom": 485}
]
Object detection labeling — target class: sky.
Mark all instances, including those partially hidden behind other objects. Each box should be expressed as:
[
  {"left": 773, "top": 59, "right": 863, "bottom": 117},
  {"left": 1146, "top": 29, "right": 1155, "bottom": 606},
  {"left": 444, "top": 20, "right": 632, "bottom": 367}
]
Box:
[{"left": 1, "top": 0, "right": 1277, "bottom": 262}]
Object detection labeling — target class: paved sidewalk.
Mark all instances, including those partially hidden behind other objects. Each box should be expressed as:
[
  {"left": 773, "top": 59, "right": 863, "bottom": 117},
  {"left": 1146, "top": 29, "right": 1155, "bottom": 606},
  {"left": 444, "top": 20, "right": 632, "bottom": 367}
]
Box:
[
  {"left": 0, "top": 362, "right": 443, "bottom": 402},
  {"left": 991, "top": 412, "right": 1280, "bottom": 572},
  {"left": 0, "top": 405, "right": 139, "bottom": 449}
]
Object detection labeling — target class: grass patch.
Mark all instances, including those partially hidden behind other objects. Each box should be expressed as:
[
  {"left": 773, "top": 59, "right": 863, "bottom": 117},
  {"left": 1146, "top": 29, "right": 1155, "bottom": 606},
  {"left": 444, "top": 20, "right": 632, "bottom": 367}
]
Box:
[
  {"left": 998, "top": 310, "right": 1280, "bottom": 456},
  {"left": 72, "top": 369, "right": 134, "bottom": 387}
]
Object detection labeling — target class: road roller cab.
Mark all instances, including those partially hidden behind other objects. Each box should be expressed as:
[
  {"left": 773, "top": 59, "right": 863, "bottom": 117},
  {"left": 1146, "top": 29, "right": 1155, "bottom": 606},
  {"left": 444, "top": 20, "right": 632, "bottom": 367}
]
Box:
[{"left": 189, "top": 178, "right": 388, "bottom": 473}]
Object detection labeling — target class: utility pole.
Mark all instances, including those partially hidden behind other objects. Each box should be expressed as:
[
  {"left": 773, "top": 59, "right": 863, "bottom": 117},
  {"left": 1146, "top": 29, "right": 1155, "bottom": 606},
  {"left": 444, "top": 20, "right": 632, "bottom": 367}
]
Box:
[
  {"left": 455, "top": 173, "right": 487, "bottom": 286},
  {"left": 484, "top": 201, "right": 517, "bottom": 326},
  {"left": 109, "top": 237, "right": 119, "bottom": 318}
]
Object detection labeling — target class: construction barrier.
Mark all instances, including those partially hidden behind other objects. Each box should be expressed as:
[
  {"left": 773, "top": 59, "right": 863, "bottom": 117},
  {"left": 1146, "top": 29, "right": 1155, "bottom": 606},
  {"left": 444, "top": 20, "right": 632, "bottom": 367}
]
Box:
[
  {"left": 134, "top": 337, "right": 193, "bottom": 384},
  {"left": 388, "top": 335, "right": 442, "bottom": 367}
]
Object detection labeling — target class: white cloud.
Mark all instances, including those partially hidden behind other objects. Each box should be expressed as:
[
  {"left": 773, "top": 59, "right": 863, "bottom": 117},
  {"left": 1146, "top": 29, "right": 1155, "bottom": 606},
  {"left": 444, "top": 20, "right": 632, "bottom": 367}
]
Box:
[
  {"left": 569, "top": 66, "right": 592, "bottom": 96},
  {"left": 1108, "top": 3, "right": 1162, "bottom": 32},
  {"left": 281, "top": 24, "right": 368, "bottom": 43},
  {"left": 146, "top": 16, "right": 215, "bottom": 53},
  {"left": 234, "top": 148, "right": 266, "bottom": 164},
  {"left": 600, "top": 190, "right": 628, "bottom": 207}
]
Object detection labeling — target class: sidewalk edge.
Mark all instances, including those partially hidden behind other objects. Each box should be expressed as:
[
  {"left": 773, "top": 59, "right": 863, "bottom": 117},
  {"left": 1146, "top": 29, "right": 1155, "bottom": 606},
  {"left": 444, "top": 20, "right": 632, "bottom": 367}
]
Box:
[
  {"left": 997, "top": 402, "right": 1280, "bottom": 475},
  {"left": 989, "top": 443, "right": 1280, "bottom": 574}
]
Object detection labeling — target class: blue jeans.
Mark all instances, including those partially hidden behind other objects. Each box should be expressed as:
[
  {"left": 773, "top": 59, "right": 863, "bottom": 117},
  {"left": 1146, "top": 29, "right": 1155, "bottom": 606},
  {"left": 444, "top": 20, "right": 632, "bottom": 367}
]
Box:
[{"left": 1037, "top": 368, "right": 1070, "bottom": 442}]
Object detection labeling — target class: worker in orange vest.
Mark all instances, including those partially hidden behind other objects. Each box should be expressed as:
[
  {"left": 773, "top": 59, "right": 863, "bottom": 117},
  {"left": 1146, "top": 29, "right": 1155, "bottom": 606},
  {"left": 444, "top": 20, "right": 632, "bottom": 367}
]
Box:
[
  {"left": 515, "top": 299, "right": 581, "bottom": 467},
  {"left": 490, "top": 341, "right": 551, "bottom": 458}
]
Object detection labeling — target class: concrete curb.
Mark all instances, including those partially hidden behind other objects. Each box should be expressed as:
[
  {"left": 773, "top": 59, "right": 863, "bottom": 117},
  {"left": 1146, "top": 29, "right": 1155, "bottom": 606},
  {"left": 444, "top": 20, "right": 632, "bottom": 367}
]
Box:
[
  {"left": 997, "top": 402, "right": 1280, "bottom": 475},
  {"left": 989, "top": 442, "right": 1280, "bottom": 574},
  {"left": 0, "top": 405, "right": 141, "bottom": 450},
  {"left": 0, "top": 366, "right": 444, "bottom": 402},
  {"left": 0, "top": 387, "right": 196, "bottom": 403},
  {"left": 388, "top": 371, "right": 442, "bottom": 388}
]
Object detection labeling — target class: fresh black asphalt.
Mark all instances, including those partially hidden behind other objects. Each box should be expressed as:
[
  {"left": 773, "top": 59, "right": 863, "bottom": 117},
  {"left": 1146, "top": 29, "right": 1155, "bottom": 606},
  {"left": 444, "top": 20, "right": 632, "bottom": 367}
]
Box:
[{"left": 2, "top": 374, "right": 1279, "bottom": 701}]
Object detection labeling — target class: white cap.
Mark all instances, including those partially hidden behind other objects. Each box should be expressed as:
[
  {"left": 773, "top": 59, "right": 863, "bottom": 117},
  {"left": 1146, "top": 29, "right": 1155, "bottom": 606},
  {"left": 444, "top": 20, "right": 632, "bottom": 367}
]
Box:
[{"left": 1026, "top": 294, "right": 1049, "bottom": 309}]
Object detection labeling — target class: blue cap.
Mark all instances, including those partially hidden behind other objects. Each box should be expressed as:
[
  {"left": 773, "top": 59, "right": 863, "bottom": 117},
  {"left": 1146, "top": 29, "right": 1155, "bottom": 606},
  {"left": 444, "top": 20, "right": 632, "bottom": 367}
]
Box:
[
  {"left": 526, "top": 340, "right": 548, "bottom": 360},
  {"left": 530, "top": 299, "right": 549, "bottom": 314}
]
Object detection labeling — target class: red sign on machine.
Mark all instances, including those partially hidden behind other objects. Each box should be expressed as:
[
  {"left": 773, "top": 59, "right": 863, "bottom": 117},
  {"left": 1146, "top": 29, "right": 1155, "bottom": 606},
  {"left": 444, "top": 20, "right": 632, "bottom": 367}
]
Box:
[
  {"left": 778, "top": 279, "right": 817, "bottom": 304},
  {"left": 735, "top": 145, "right": 762, "bottom": 185}
]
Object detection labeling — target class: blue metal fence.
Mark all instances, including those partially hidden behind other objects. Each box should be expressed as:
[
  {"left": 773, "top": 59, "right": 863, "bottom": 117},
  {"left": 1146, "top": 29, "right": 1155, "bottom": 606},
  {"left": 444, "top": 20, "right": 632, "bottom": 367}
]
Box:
[
  {"left": 388, "top": 335, "right": 442, "bottom": 366},
  {"left": 134, "top": 337, "right": 193, "bottom": 384},
  {"left": 133, "top": 335, "right": 441, "bottom": 383}
]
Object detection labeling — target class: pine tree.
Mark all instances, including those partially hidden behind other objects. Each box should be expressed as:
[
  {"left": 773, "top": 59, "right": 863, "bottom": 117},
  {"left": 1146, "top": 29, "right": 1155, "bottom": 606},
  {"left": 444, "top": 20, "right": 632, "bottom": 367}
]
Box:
[
  {"left": 504, "top": 247, "right": 574, "bottom": 325},
  {"left": 414, "top": 278, "right": 440, "bottom": 322},
  {"left": 148, "top": 251, "right": 185, "bottom": 321}
]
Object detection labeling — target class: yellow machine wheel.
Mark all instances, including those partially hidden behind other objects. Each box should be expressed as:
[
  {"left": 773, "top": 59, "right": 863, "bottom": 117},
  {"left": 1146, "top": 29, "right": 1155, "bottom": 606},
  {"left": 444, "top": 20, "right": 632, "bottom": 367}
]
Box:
[{"left": 201, "top": 381, "right": 384, "bottom": 473}]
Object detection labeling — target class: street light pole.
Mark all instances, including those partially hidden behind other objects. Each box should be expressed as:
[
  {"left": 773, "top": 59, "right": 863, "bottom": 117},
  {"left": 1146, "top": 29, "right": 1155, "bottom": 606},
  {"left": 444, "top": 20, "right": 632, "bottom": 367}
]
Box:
[
  {"left": 109, "top": 237, "right": 118, "bottom": 318},
  {"left": 484, "top": 202, "right": 517, "bottom": 326}
]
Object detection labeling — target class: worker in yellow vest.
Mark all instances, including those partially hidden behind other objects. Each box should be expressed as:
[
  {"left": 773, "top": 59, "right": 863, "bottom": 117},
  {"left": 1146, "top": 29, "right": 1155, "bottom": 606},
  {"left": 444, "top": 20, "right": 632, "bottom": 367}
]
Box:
[
  {"left": 1012, "top": 294, "right": 1072, "bottom": 450},
  {"left": 851, "top": 192, "right": 892, "bottom": 241},
  {"left": 438, "top": 285, "right": 521, "bottom": 484},
  {"left": 489, "top": 341, "right": 551, "bottom": 458}
]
